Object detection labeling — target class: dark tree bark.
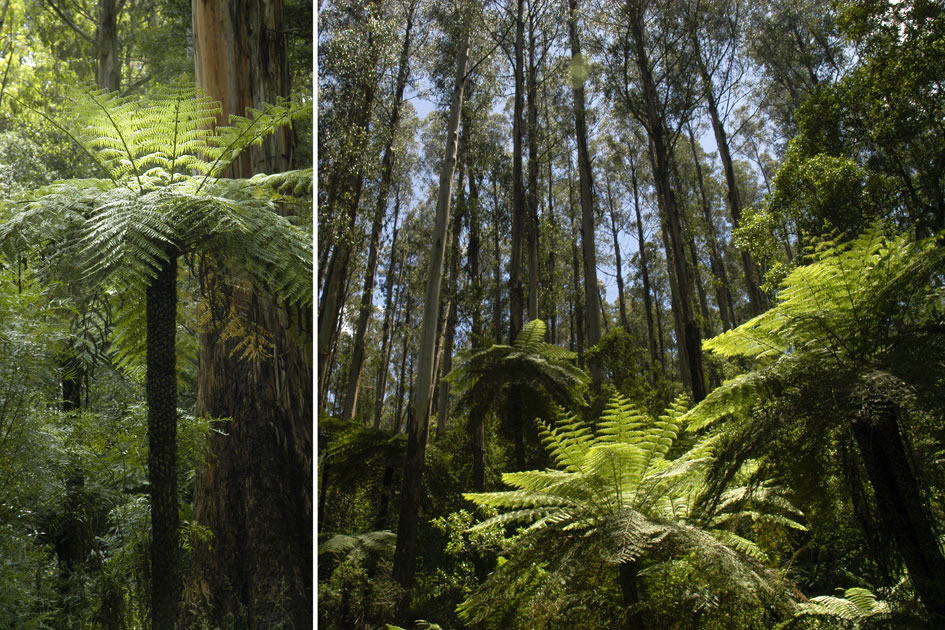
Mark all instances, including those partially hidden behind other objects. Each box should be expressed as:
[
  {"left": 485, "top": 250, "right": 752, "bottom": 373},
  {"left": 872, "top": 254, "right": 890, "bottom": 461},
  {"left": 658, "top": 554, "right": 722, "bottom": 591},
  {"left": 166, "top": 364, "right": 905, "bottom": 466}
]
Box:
[
  {"left": 436, "top": 175, "right": 465, "bottom": 439},
  {"left": 146, "top": 250, "right": 179, "bottom": 630},
  {"left": 851, "top": 398, "right": 945, "bottom": 622},
  {"left": 491, "top": 171, "right": 504, "bottom": 344},
  {"left": 96, "top": 0, "right": 120, "bottom": 91},
  {"left": 628, "top": 7, "right": 705, "bottom": 401},
  {"left": 188, "top": 1, "right": 312, "bottom": 627},
  {"left": 568, "top": 0, "right": 602, "bottom": 385},
  {"left": 620, "top": 561, "right": 645, "bottom": 630},
  {"left": 509, "top": 0, "right": 526, "bottom": 344},
  {"left": 526, "top": 8, "right": 541, "bottom": 321},
  {"left": 342, "top": 6, "right": 415, "bottom": 420}
]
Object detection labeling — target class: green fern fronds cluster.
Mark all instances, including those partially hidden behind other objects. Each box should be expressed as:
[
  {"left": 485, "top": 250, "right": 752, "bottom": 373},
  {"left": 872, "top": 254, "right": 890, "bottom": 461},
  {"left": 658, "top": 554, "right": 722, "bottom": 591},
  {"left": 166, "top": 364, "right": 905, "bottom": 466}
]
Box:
[{"left": 0, "top": 85, "right": 313, "bottom": 375}]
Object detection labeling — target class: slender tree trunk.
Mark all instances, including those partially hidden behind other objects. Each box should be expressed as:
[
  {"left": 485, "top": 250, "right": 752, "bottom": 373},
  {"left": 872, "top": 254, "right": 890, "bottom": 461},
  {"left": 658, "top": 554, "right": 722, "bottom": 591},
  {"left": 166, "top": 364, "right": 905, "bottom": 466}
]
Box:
[
  {"left": 436, "top": 180, "right": 465, "bottom": 439},
  {"left": 851, "top": 399, "right": 945, "bottom": 622},
  {"left": 146, "top": 250, "right": 179, "bottom": 630},
  {"left": 567, "top": 149, "right": 585, "bottom": 366},
  {"left": 697, "top": 56, "right": 765, "bottom": 316},
  {"left": 374, "top": 192, "right": 403, "bottom": 430},
  {"left": 393, "top": 291, "right": 412, "bottom": 434},
  {"left": 660, "top": 216, "right": 691, "bottom": 390},
  {"left": 629, "top": 154, "right": 659, "bottom": 370},
  {"left": 686, "top": 122, "right": 735, "bottom": 330},
  {"left": 606, "top": 176, "right": 630, "bottom": 330},
  {"left": 491, "top": 172, "right": 503, "bottom": 344},
  {"left": 630, "top": 9, "right": 705, "bottom": 401},
  {"left": 526, "top": 12, "right": 540, "bottom": 321},
  {"left": 568, "top": 0, "right": 602, "bottom": 385},
  {"left": 189, "top": 1, "right": 312, "bottom": 626},
  {"left": 509, "top": 0, "right": 526, "bottom": 344},
  {"left": 393, "top": 29, "right": 470, "bottom": 588},
  {"left": 342, "top": 7, "right": 414, "bottom": 420},
  {"left": 468, "top": 171, "right": 487, "bottom": 491},
  {"left": 96, "top": 0, "right": 121, "bottom": 91}
]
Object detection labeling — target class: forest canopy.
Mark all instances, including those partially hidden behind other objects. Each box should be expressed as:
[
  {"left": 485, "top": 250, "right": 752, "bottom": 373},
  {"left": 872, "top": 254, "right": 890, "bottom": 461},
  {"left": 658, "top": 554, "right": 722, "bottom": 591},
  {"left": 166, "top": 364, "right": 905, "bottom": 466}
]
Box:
[{"left": 317, "top": 0, "right": 945, "bottom": 629}]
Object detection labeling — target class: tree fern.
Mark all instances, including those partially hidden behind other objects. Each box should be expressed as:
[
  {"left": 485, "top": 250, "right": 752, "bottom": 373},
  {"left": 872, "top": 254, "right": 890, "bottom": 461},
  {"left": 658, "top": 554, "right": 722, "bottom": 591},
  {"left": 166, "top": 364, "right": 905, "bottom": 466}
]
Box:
[
  {"left": 460, "top": 392, "right": 798, "bottom": 627},
  {"left": 683, "top": 225, "right": 945, "bottom": 621}
]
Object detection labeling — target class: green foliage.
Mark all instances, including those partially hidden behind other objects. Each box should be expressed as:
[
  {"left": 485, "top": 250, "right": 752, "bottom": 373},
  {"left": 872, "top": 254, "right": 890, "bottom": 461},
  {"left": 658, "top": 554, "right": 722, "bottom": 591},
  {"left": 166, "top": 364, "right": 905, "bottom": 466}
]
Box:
[
  {"left": 0, "top": 85, "right": 313, "bottom": 377},
  {"left": 459, "top": 393, "right": 796, "bottom": 628}
]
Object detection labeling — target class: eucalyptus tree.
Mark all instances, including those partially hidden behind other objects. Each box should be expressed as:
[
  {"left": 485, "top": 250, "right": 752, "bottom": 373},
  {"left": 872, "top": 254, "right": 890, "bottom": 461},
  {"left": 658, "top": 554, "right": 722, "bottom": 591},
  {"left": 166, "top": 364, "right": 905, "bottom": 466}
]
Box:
[
  {"left": 342, "top": 0, "right": 419, "bottom": 422},
  {"left": 0, "top": 87, "right": 311, "bottom": 629},
  {"left": 392, "top": 0, "right": 472, "bottom": 588},
  {"left": 567, "top": 0, "right": 602, "bottom": 386},
  {"left": 596, "top": 0, "right": 706, "bottom": 400}
]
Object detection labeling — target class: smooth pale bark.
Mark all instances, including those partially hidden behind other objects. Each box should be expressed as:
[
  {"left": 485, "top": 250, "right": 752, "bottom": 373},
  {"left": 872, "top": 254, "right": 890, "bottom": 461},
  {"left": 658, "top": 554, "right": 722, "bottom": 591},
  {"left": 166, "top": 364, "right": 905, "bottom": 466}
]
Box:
[
  {"left": 393, "top": 290, "right": 413, "bottom": 434},
  {"left": 146, "top": 251, "right": 179, "bottom": 630},
  {"left": 568, "top": 0, "right": 602, "bottom": 385},
  {"left": 628, "top": 6, "right": 705, "bottom": 401},
  {"left": 392, "top": 31, "right": 470, "bottom": 588},
  {"left": 605, "top": 176, "right": 630, "bottom": 330},
  {"left": 189, "top": 1, "right": 312, "bottom": 627},
  {"left": 436, "top": 181, "right": 465, "bottom": 439},
  {"left": 629, "top": 153, "right": 659, "bottom": 370},
  {"left": 509, "top": 0, "right": 526, "bottom": 344},
  {"left": 342, "top": 8, "right": 415, "bottom": 420},
  {"left": 685, "top": 123, "right": 736, "bottom": 331}
]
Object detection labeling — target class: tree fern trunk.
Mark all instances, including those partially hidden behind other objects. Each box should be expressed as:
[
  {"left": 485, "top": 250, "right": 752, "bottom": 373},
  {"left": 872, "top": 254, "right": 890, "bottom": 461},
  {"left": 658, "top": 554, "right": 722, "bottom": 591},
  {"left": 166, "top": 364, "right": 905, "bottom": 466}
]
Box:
[
  {"left": 146, "top": 250, "right": 179, "bottom": 630},
  {"left": 619, "top": 561, "right": 646, "bottom": 630},
  {"left": 851, "top": 399, "right": 945, "bottom": 622}
]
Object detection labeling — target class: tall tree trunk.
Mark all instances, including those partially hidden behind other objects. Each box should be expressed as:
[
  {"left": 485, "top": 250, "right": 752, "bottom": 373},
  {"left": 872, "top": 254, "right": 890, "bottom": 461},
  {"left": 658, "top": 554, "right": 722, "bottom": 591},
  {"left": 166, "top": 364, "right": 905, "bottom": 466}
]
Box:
[
  {"left": 146, "top": 250, "right": 179, "bottom": 630},
  {"left": 851, "top": 398, "right": 945, "bottom": 622},
  {"left": 509, "top": 0, "right": 526, "bottom": 343},
  {"left": 374, "top": 191, "right": 403, "bottom": 430},
  {"left": 686, "top": 122, "right": 735, "bottom": 330},
  {"left": 468, "top": 170, "right": 486, "bottom": 490},
  {"left": 696, "top": 54, "right": 765, "bottom": 316},
  {"left": 660, "top": 215, "right": 691, "bottom": 390},
  {"left": 96, "top": 0, "right": 121, "bottom": 91},
  {"left": 567, "top": 148, "right": 585, "bottom": 366},
  {"left": 526, "top": 11, "right": 540, "bottom": 321},
  {"left": 189, "top": 1, "right": 312, "bottom": 627},
  {"left": 393, "top": 29, "right": 470, "bottom": 588},
  {"left": 393, "top": 291, "right": 413, "bottom": 434},
  {"left": 630, "top": 153, "right": 659, "bottom": 370},
  {"left": 342, "top": 8, "right": 414, "bottom": 420},
  {"left": 630, "top": 9, "right": 705, "bottom": 401},
  {"left": 436, "top": 178, "right": 465, "bottom": 439},
  {"left": 605, "top": 175, "right": 630, "bottom": 330},
  {"left": 568, "top": 0, "right": 602, "bottom": 385},
  {"left": 491, "top": 171, "right": 504, "bottom": 344}
]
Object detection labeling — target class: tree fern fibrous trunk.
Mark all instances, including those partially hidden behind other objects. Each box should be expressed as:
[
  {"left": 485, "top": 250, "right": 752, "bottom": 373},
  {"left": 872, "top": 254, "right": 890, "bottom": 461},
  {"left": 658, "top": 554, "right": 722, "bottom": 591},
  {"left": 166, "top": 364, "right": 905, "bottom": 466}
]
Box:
[
  {"left": 146, "top": 250, "right": 179, "bottom": 630},
  {"left": 851, "top": 398, "right": 945, "bottom": 622},
  {"left": 393, "top": 28, "right": 470, "bottom": 588}
]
